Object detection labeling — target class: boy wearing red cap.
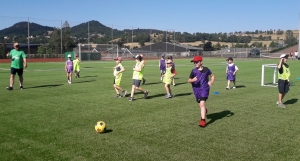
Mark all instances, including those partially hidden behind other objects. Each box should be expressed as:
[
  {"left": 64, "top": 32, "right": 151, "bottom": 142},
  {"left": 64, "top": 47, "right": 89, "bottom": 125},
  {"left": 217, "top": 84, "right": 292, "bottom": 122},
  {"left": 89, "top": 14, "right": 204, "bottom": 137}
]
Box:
[
  {"left": 113, "top": 57, "right": 127, "bottom": 98},
  {"left": 163, "top": 59, "right": 176, "bottom": 98},
  {"left": 188, "top": 56, "right": 215, "bottom": 127}
]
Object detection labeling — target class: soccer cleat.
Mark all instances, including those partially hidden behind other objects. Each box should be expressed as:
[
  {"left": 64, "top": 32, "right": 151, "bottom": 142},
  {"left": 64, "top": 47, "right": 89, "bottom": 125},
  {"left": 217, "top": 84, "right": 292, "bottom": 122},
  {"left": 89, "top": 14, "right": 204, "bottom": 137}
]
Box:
[
  {"left": 232, "top": 86, "right": 236, "bottom": 89},
  {"left": 122, "top": 90, "right": 127, "bottom": 97},
  {"left": 173, "top": 84, "right": 176, "bottom": 86},
  {"left": 128, "top": 97, "right": 134, "bottom": 101},
  {"left": 160, "top": 77, "right": 162, "bottom": 80},
  {"left": 144, "top": 90, "right": 149, "bottom": 98},
  {"left": 20, "top": 86, "right": 23, "bottom": 90},
  {"left": 226, "top": 86, "right": 230, "bottom": 90},
  {"left": 276, "top": 101, "right": 279, "bottom": 105},
  {"left": 199, "top": 119, "right": 206, "bottom": 127},
  {"left": 166, "top": 94, "right": 173, "bottom": 99},
  {"left": 6, "top": 86, "right": 13, "bottom": 90},
  {"left": 114, "top": 94, "right": 121, "bottom": 98},
  {"left": 142, "top": 79, "right": 146, "bottom": 85}
]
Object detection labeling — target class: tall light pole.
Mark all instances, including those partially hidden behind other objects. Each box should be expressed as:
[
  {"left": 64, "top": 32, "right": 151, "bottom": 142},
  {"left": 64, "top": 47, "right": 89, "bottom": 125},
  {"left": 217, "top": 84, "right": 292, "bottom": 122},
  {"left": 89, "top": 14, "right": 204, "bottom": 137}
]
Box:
[
  {"left": 27, "top": 17, "right": 30, "bottom": 55},
  {"left": 298, "top": 13, "right": 300, "bottom": 53},
  {"left": 61, "top": 20, "right": 63, "bottom": 61},
  {"left": 88, "top": 21, "right": 90, "bottom": 51}
]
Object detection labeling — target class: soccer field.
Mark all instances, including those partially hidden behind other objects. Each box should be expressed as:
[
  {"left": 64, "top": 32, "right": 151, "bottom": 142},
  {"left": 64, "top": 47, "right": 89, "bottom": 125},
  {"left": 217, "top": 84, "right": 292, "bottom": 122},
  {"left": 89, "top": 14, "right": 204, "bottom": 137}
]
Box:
[{"left": 0, "top": 58, "right": 300, "bottom": 161}]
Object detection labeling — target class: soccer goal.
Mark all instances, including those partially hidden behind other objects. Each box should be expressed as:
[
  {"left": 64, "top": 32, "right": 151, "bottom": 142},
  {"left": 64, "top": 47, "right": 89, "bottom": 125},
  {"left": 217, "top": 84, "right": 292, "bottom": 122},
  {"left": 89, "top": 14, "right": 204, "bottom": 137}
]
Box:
[
  {"left": 261, "top": 64, "right": 278, "bottom": 87},
  {"left": 73, "top": 44, "right": 119, "bottom": 61}
]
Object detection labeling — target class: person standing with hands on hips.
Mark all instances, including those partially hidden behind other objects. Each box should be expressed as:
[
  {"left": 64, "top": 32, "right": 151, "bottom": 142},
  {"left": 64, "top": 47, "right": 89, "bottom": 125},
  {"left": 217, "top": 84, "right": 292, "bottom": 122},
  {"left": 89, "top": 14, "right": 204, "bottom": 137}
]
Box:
[
  {"left": 188, "top": 56, "right": 215, "bottom": 128},
  {"left": 6, "top": 43, "right": 27, "bottom": 90},
  {"left": 277, "top": 54, "right": 291, "bottom": 108}
]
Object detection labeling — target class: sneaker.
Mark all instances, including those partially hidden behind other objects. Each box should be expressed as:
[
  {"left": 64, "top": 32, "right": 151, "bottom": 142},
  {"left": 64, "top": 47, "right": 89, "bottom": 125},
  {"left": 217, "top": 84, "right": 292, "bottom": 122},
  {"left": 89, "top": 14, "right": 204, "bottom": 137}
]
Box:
[
  {"left": 165, "top": 94, "right": 173, "bottom": 99},
  {"left": 160, "top": 77, "right": 162, "bottom": 81},
  {"left": 115, "top": 94, "right": 121, "bottom": 98},
  {"left": 142, "top": 79, "right": 146, "bottom": 85},
  {"left": 226, "top": 86, "right": 230, "bottom": 90},
  {"left": 6, "top": 86, "right": 13, "bottom": 90},
  {"left": 199, "top": 119, "right": 206, "bottom": 127},
  {"left": 173, "top": 84, "right": 176, "bottom": 86},
  {"left": 232, "top": 86, "right": 236, "bottom": 89},
  {"left": 20, "top": 86, "right": 23, "bottom": 90},
  {"left": 276, "top": 101, "right": 279, "bottom": 105},
  {"left": 144, "top": 90, "right": 149, "bottom": 98},
  {"left": 128, "top": 97, "right": 134, "bottom": 101},
  {"left": 122, "top": 90, "right": 127, "bottom": 97},
  {"left": 68, "top": 81, "right": 72, "bottom": 84},
  {"left": 278, "top": 102, "right": 286, "bottom": 108}
]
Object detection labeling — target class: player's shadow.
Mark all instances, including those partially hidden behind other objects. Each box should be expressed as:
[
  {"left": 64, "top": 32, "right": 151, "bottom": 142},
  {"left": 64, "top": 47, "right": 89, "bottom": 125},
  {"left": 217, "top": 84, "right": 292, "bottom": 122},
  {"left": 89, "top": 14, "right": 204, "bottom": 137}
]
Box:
[
  {"left": 235, "top": 85, "right": 246, "bottom": 88},
  {"left": 26, "top": 84, "right": 63, "bottom": 89},
  {"left": 284, "top": 98, "right": 298, "bottom": 105},
  {"left": 174, "top": 92, "right": 192, "bottom": 97},
  {"left": 143, "top": 82, "right": 162, "bottom": 85},
  {"left": 146, "top": 93, "right": 166, "bottom": 99},
  {"left": 82, "top": 67, "right": 93, "bottom": 68},
  {"left": 73, "top": 80, "right": 96, "bottom": 84},
  {"left": 80, "top": 75, "right": 97, "bottom": 78},
  {"left": 206, "top": 110, "right": 234, "bottom": 126}
]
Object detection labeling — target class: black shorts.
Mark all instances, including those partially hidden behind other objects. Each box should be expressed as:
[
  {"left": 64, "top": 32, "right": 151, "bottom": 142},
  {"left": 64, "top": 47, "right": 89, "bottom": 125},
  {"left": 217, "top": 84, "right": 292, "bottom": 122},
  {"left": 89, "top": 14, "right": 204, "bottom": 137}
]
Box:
[
  {"left": 196, "top": 97, "right": 208, "bottom": 103},
  {"left": 11, "top": 67, "right": 23, "bottom": 76},
  {"left": 278, "top": 79, "right": 289, "bottom": 93},
  {"left": 132, "top": 79, "right": 141, "bottom": 87}
]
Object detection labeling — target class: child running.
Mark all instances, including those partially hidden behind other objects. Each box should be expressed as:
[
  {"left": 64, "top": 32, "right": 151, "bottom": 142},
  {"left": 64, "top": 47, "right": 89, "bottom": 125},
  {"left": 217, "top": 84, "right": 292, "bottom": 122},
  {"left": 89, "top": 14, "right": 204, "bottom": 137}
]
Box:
[
  {"left": 163, "top": 59, "right": 176, "bottom": 98},
  {"left": 226, "top": 57, "right": 239, "bottom": 89},
  {"left": 188, "top": 56, "right": 215, "bottom": 128},
  {"left": 65, "top": 54, "right": 73, "bottom": 84},
  {"left": 159, "top": 54, "right": 166, "bottom": 80},
  {"left": 167, "top": 56, "right": 177, "bottom": 86},
  {"left": 73, "top": 54, "right": 81, "bottom": 78},
  {"left": 113, "top": 57, "right": 127, "bottom": 98},
  {"left": 129, "top": 55, "right": 149, "bottom": 101}
]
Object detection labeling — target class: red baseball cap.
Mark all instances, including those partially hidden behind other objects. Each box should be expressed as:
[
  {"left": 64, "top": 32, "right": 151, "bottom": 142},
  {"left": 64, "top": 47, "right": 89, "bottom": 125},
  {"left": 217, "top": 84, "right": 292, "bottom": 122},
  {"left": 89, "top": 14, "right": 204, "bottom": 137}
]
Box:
[
  {"left": 114, "top": 57, "right": 122, "bottom": 62},
  {"left": 191, "top": 56, "right": 203, "bottom": 62}
]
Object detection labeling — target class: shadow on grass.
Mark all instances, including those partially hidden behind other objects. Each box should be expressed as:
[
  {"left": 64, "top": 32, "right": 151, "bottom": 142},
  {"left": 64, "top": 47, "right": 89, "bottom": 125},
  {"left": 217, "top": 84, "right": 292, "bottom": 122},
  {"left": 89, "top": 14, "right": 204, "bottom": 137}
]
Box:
[
  {"left": 143, "top": 82, "right": 162, "bottom": 85},
  {"left": 103, "top": 129, "right": 113, "bottom": 134},
  {"left": 26, "top": 84, "right": 64, "bottom": 89},
  {"left": 174, "top": 92, "right": 192, "bottom": 97},
  {"left": 144, "top": 93, "right": 166, "bottom": 99},
  {"left": 82, "top": 67, "right": 93, "bottom": 68},
  {"left": 235, "top": 85, "right": 246, "bottom": 88},
  {"left": 206, "top": 110, "right": 234, "bottom": 126},
  {"left": 73, "top": 80, "right": 96, "bottom": 84},
  {"left": 79, "top": 75, "right": 98, "bottom": 78},
  {"left": 284, "top": 98, "right": 298, "bottom": 105}
]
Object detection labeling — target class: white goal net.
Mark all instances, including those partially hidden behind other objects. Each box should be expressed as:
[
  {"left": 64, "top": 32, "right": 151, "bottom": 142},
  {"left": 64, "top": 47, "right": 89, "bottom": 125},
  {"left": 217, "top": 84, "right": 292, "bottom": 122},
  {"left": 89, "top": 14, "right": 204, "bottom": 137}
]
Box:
[{"left": 261, "top": 64, "right": 278, "bottom": 87}]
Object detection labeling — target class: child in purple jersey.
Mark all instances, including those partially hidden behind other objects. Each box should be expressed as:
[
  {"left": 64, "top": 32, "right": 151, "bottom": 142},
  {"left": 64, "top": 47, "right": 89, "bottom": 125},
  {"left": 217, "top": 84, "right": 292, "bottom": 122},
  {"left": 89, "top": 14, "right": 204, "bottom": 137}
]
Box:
[
  {"left": 65, "top": 54, "right": 73, "bottom": 84},
  {"left": 188, "top": 56, "right": 215, "bottom": 128},
  {"left": 159, "top": 54, "right": 166, "bottom": 80},
  {"left": 226, "top": 57, "right": 239, "bottom": 90}
]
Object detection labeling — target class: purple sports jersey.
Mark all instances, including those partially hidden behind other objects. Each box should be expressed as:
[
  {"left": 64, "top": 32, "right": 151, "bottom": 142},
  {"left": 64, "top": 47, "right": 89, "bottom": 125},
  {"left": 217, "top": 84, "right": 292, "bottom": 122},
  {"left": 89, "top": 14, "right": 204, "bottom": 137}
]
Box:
[
  {"left": 189, "top": 67, "right": 212, "bottom": 100},
  {"left": 160, "top": 59, "right": 166, "bottom": 70},
  {"left": 226, "top": 64, "right": 236, "bottom": 81},
  {"left": 66, "top": 60, "right": 73, "bottom": 73}
]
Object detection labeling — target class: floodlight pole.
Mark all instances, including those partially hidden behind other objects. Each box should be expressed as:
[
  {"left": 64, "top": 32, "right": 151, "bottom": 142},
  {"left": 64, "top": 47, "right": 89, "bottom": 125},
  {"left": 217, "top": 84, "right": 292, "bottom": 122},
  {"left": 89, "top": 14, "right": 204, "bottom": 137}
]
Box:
[
  {"left": 61, "top": 20, "right": 63, "bottom": 61},
  {"left": 88, "top": 21, "right": 90, "bottom": 51},
  {"left": 298, "top": 13, "right": 300, "bottom": 53},
  {"left": 132, "top": 27, "right": 133, "bottom": 49},
  {"left": 27, "top": 17, "right": 30, "bottom": 55}
]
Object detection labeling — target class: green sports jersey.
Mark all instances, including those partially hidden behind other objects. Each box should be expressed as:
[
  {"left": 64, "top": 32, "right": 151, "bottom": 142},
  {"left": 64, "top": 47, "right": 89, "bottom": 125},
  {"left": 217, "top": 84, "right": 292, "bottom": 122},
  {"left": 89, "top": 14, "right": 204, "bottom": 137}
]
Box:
[{"left": 10, "top": 49, "right": 26, "bottom": 69}]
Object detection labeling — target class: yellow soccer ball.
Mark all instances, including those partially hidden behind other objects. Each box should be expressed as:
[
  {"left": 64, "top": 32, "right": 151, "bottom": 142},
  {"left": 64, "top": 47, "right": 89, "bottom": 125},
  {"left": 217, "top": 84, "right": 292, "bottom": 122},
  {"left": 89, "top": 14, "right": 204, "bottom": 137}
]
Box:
[{"left": 95, "top": 121, "right": 106, "bottom": 133}]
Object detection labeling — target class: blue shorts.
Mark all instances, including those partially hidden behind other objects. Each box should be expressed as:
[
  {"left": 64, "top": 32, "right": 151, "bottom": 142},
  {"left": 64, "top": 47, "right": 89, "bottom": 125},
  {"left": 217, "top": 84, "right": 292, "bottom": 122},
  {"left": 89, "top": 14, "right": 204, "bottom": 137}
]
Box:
[{"left": 11, "top": 67, "right": 23, "bottom": 76}]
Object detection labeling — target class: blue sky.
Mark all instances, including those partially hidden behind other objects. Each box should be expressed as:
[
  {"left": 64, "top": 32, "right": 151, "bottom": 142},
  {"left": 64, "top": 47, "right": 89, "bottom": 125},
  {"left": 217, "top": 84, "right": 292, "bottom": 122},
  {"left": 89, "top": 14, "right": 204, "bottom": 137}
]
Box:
[{"left": 0, "top": 0, "right": 299, "bottom": 34}]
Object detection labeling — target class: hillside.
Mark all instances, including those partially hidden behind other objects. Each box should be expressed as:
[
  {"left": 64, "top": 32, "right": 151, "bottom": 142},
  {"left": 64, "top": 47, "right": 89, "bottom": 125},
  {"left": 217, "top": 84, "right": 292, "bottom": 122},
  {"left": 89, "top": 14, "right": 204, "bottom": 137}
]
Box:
[{"left": 0, "top": 20, "right": 298, "bottom": 49}]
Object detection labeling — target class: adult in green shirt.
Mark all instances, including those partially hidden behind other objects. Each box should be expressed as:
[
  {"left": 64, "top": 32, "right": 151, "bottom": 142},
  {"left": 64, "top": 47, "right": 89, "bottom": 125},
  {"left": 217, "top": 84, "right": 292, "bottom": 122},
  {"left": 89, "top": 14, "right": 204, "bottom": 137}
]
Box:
[{"left": 6, "top": 43, "right": 27, "bottom": 90}]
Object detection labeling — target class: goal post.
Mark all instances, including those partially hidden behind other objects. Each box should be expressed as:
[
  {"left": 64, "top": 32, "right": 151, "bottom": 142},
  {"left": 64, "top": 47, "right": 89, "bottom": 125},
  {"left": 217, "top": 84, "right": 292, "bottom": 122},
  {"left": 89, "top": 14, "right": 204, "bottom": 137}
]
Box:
[
  {"left": 73, "top": 44, "right": 119, "bottom": 61},
  {"left": 261, "top": 64, "right": 278, "bottom": 87}
]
